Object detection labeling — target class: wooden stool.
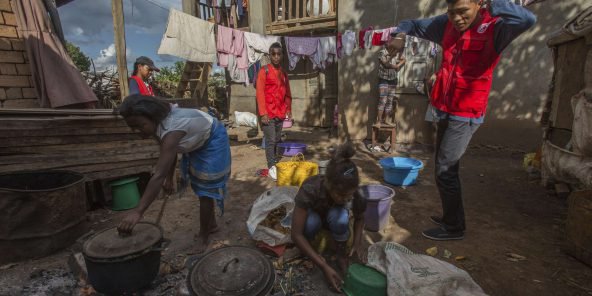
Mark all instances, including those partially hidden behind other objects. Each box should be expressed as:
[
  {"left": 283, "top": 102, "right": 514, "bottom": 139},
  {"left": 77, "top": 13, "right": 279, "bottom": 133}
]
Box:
[{"left": 372, "top": 123, "right": 397, "bottom": 152}]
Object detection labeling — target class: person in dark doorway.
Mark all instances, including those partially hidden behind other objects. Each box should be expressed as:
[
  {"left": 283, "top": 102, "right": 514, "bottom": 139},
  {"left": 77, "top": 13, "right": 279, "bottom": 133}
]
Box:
[
  {"left": 291, "top": 143, "right": 366, "bottom": 292},
  {"left": 256, "top": 42, "right": 293, "bottom": 170},
  {"left": 117, "top": 95, "right": 231, "bottom": 254},
  {"left": 390, "top": 0, "right": 535, "bottom": 240},
  {"left": 129, "top": 56, "right": 160, "bottom": 96},
  {"left": 376, "top": 36, "right": 406, "bottom": 126}
]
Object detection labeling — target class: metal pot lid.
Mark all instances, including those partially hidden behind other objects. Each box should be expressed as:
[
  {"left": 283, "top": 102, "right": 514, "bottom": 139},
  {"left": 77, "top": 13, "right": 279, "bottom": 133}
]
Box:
[
  {"left": 188, "top": 246, "right": 275, "bottom": 296},
  {"left": 82, "top": 222, "right": 163, "bottom": 259}
]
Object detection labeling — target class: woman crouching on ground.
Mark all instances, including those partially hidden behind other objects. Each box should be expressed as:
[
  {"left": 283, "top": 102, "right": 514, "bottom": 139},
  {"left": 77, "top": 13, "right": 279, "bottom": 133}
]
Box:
[
  {"left": 291, "top": 143, "right": 366, "bottom": 292},
  {"left": 117, "top": 95, "right": 231, "bottom": 254}
]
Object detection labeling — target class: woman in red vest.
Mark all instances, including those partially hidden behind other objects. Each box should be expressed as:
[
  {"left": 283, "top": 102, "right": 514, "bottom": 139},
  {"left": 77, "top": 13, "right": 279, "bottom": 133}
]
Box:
[{"left": 129, "top": 56, "right": 159, "bottom": 96}]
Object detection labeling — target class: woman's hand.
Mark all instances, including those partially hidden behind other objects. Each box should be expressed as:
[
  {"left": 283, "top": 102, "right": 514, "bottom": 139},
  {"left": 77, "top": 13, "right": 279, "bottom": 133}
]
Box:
[
  {"left": 118, "top": 209, "right": 143, "bottom": 234},
  {"left": 322, "top": 265, "right": 344, "bottom": 292}
]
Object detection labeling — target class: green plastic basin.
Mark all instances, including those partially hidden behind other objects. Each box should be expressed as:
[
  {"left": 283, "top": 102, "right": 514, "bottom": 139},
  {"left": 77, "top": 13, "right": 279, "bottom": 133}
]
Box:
[
  {"left": 109, "top": 177, "right": 140, "bottom": 211},
  {"left": 342, "top": 263, "right": 387, "bottom": 296}
]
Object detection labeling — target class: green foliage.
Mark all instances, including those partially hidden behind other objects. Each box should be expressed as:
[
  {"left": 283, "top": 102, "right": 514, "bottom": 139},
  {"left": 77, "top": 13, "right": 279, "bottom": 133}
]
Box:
[
  {"left": 154, "top": 61, "right": 185, "bottom": 84},
  {"left": 65, "top": 41, "right": 91, "bottom": 72}
]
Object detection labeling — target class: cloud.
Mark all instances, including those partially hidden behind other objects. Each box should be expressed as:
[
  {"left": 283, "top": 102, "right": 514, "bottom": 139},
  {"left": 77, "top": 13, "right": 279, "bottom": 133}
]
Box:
[
  {"left": 59, "top": 0, "right": 181, "bottom": 43},
  {"left": 93, "top": 44, "right": 134, "bottom": 71}
]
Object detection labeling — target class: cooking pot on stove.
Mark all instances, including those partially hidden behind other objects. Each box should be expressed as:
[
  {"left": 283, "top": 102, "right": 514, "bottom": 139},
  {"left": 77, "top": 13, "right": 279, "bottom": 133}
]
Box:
[
  {"left": 82, "top": 222, "right": 169, "bottom": 295},
  {"left": 187, "top": 246, "right": 275, "bottom": 296}
]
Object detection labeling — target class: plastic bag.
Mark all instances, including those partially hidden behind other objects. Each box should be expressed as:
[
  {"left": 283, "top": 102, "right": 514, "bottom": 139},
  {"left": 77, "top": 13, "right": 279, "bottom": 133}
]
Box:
[
  {"left": 234, "top": 111, "right": 258, "bottom": 128},
  {"left": 571, "top": 90, "right": 592, "bottom": 156},
  {"left": 367, "top": 242, "right": 487, "bottom": 296},
  {"left": 246, "top": 186, "right": 299, "bottom": 246}
]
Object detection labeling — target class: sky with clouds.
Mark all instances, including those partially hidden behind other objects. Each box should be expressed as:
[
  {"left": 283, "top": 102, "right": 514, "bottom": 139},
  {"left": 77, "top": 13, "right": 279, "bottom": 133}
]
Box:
[{"left": 58, "top": 0, "right": 185, "bottom": 71}]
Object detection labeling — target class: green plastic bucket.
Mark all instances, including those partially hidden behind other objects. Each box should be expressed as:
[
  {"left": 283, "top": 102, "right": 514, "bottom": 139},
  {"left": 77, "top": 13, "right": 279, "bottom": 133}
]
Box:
[
  {"left": 109, "top": 177, "right": 140, "bottom": 211},
  {"left": 342, "top": 263, "right": 387, "bottom": 296}
]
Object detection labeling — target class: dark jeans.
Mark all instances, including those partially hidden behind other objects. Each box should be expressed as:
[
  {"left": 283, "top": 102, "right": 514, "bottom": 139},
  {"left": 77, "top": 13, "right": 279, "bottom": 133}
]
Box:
[
  {"left": 435, "top": 119, "right": 480, "bottom": 232},
  {"left": 261, "top": 118, "right": 283, "bottom": 168}
]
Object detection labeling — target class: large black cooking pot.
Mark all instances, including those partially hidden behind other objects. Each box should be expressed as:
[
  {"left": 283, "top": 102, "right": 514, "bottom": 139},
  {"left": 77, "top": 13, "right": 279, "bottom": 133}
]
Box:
[{"left": 82, "top": 222, "right": 169, "bottom": 295}]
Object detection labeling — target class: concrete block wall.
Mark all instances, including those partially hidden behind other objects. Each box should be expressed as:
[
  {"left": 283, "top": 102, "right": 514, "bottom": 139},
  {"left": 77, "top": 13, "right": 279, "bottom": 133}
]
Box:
[{"left": 0, "top": 0, "right": 37, "bottom": 108}]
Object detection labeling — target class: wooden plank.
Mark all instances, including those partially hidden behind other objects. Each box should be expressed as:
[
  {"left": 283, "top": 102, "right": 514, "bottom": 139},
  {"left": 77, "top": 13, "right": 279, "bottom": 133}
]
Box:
[
  {"left": 296, "top": 0, "right": 300, "bottom": 19},
  {"left": 268, "top": 20, "right": 337, "bottom": 34},
  {"left": 85, "top": 165, "right": 155, "bottom": 181},
  {"left": 0, "top": 151, "right": 160, "bottom": 172},
  {"left": 282, "top": 0, "right": 286, "bottom": 21},
  {"left": 0, "top": 145, "right": 159, "bottom": 165},
  {"left": 0, "top": 126, "right": 134, "bottom": 138},
  {"left": 274, "top": 0, "right": 278, "bottom": 22},
  {"left": 319, "top": 0, "right": 322, "bottom": 17},
  {"left": 0, "top": 109, "right": 119, "bottom": 116},
  {"left": 0, "top": 134, "right": 144, "bottom": 148},
  {"left": 0, "top": 117, "right": 129, "bottom": 130},
  {"left": 0, "top": 139, "right": 157, "bottom": 153},
  {"left": 111, "top": 0, "right": 129, "bottom": 100},
  {"left": 68, "top": 159, "right": 157, "bottom": 174},
  {"left": 267, "top": 14, "right": 336, "bottom": 26}
]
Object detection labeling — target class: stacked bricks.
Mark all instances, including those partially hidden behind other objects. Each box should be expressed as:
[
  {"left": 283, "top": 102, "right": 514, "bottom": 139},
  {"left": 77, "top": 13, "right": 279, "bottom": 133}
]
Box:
[{"left": 0, "top": 0, "right": 38, "bottom": 108}]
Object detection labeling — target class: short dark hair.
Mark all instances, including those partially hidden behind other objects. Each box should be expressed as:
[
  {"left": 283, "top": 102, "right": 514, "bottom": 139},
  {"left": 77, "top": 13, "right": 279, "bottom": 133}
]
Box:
[
  {"left": 118, "top": 94, "right": 171, "bottom": 124},
  {"left": 269, "top": 42, "right": 283, "bottom": 53},
  {"left": 325, "top": 142, "right": 360, "bottom": 193}
]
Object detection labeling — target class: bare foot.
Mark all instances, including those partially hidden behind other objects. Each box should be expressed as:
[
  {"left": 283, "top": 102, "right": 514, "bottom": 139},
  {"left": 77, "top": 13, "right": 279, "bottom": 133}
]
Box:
[{"left": 190, "top": 235, "right": 210, "bottom": 255}]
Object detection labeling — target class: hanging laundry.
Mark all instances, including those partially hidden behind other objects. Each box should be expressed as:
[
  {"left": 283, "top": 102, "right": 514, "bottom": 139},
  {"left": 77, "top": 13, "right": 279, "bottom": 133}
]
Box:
[
  {"left": 248, "top": 61, "right": 262, "bottom": 86},
  {"left": 372, "top": 30, "right": 385, "bottom": 46},
  {"left": 217, "top": 26, "right": 246, "bottom": 67},
  {"left": 336, "top": 33, "right": 343, "bottom": 58},
  {"left": 227, "top": 54, "right": 248, "bottom": 84},
  {"left": 342, "top": 30, "right": 357, "bottom": 56},
  {"left": 364, "top": 30, "right": 373, "bottom": 49},
  {"left": 358, "top": 26, "right": 372, "bottom": 49},
  {"left": 285, "top": 36, "right": 322, "bottom": 70},
  {"left": 381, "top": 27, "right": 397, "bottom": 42},
  {"left": 244, "top": 32, "right": 282, "bottom": 65},
  {"left": 158, "top": 9, "right": 216, "bottom": 63},
  {"left": 318, "top": 36, "right": 337, "bottom": 69}
]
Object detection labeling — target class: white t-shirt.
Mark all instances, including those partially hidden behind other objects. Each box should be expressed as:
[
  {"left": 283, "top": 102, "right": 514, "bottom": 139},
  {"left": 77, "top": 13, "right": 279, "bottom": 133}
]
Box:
[{"left": 156, "top": 107, "right": 214, "bottom": 153}]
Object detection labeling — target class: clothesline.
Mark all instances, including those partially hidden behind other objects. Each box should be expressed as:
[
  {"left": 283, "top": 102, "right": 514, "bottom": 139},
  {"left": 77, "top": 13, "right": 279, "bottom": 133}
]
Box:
[{"left": 158, "top": 8, "right": 436, "bottom": 85}]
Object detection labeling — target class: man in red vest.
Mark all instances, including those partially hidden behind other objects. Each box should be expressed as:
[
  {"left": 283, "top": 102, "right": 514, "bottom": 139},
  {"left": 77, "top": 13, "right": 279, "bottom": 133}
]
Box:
[
  {"left": 256, "top": 42, "right": 293, "bottom": 169},
  {"left": 391, "top": 0, "right": 535, "bottom": 240}
]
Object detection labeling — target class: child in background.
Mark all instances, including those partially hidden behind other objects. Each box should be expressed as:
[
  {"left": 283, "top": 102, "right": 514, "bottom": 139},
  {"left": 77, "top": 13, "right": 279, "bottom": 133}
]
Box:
[
  {"left": 376, "top": 36, "right": 406, "bottom": 126},
  {"left": 290, "top": 143, "right": 366, "bottom": 292}
]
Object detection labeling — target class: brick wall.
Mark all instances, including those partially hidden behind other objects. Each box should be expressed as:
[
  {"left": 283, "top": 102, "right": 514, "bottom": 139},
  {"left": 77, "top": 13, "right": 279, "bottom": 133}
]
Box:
[{"left": 0, "top": 0, "right": 38, "bottom": 108}]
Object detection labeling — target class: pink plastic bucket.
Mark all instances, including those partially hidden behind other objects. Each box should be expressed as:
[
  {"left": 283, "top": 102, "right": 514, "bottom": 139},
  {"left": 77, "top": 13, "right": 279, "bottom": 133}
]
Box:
[{"left": 359, "top": 185, "right": 395, "bottom": 232}]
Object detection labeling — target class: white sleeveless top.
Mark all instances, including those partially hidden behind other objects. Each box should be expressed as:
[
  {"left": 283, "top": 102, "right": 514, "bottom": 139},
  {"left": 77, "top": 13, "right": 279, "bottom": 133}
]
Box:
[{"left": 156, "top": 107, "right": 214, "bottom": 153}]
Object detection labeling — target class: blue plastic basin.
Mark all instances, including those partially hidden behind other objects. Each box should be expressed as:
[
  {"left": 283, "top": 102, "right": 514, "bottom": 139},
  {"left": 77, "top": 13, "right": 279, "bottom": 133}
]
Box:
[{"left": 379, "top": 157, "right": 424, "bottom": 186}]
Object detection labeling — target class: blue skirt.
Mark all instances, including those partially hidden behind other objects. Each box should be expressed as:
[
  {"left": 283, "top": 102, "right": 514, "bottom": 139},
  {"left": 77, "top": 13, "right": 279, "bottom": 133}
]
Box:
[{"left": 180, "top": 120, "right": 231, "bottom": 213}]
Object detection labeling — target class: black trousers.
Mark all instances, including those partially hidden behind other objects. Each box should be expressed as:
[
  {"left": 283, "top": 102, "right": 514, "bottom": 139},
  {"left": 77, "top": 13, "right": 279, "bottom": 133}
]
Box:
[
  {"left": 435, "top": 119, "right": 480, "bottom": 232},
  {"left": 261, "top": 118, "right": 283, "bottom": 168}
]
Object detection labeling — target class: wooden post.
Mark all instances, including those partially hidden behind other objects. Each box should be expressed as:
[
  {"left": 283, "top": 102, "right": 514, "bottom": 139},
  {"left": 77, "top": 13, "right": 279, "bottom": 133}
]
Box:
[
  {"left": 111, "top": 0, "right": 129, "bottom": 100},
  {"left": 182, "top": 0, "right": 198, "bottom": 17}
]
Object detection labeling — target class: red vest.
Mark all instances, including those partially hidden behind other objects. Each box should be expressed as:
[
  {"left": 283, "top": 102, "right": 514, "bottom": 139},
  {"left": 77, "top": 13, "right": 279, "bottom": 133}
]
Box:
[
  {"left": 430, "top": 9, "right": 500, "bottom": 118},
  {"left": 262, "top": 65, "right": 290, "bottom": 119},
  {"left": 129, "top": 75, "right": 154, "bottom": 96}
]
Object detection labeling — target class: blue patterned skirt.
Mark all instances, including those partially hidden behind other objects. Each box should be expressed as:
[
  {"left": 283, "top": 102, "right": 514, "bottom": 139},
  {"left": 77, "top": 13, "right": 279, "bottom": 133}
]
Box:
[{"left": 180, "top": 120, "right": 231, "bottom": 213}]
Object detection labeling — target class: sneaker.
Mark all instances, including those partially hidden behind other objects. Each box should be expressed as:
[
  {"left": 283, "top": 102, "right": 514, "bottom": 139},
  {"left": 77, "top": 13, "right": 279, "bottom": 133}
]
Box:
[
  {"left": 429, "top": 216, "right": 444, "bottom": 227},
  {"left": 422, "top": 227, "right": 464, "bottom": 241}
]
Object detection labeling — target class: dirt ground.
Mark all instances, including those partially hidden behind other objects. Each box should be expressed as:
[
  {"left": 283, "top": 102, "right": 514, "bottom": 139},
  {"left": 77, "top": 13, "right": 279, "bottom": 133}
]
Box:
[{"left": 1, "top": 127, "right": 592, "bottom": 296}]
